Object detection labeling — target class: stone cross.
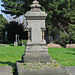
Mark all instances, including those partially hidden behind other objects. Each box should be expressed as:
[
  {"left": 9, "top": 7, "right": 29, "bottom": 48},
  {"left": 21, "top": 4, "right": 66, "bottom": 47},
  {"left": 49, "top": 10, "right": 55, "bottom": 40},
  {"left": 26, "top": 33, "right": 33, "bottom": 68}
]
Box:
[{"left": 5, "top": 31, "right": 8, "bottom": 39}]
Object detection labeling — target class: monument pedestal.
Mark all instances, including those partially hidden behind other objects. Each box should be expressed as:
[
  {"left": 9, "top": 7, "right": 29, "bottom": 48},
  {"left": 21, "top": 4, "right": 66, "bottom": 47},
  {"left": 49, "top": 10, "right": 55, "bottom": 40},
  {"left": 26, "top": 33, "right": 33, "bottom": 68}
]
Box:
[
  {"left": 22, "top": 41, "right": 50, "bottom": 62},
  {"left": 16, "top": 62, "right": 71, "bottom": 75}
]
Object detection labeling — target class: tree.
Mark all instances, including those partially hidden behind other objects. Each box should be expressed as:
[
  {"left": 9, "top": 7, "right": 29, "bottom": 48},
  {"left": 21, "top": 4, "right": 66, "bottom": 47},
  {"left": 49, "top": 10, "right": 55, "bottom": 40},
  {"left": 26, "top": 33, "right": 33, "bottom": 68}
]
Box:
[
  {"left": 3, "top": 21, "right": 27, "bottom": 42},
  {"left": 1, "top": 0, "right": 75, "bottom": 44},
  {"left": 0, "top": 14, "right": 7, "bottom": 39}
]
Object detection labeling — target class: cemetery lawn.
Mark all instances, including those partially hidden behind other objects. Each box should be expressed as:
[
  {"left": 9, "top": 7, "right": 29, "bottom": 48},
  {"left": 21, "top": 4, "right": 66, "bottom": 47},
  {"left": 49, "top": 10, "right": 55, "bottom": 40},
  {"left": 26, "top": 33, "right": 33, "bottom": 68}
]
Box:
[
  {"left": 0, "top": 46, "right": 25, "bottom": 67},
  {"left": 0, "top": 46, "right": 75, "bottom": 68},
  {"left": 48, "top": 48, "right": 75, "bottom": 66}
]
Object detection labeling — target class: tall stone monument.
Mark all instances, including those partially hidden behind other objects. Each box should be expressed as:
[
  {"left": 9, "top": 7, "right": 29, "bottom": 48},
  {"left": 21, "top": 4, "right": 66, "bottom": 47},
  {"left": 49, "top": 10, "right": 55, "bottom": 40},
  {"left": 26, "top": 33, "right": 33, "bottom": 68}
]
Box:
[
  {"left": 23, "top": 0, "right": 50, "bottom": 62},
  {"left": 16, "top": 0, "right": 70, "bottom": 75}
]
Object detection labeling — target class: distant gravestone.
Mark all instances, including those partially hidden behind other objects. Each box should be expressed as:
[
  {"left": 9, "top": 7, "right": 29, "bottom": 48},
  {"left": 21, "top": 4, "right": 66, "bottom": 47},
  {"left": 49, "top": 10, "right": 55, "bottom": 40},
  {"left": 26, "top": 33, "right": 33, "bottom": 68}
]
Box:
[
  {"left": 14, "top": 34, "right": 18, "bottom": 46},
  {"left": 66, "top": 44, "right": 75, "bottom": 48},
  {"left": 5, "top": 31, "right": 8, "bottom": 39}
]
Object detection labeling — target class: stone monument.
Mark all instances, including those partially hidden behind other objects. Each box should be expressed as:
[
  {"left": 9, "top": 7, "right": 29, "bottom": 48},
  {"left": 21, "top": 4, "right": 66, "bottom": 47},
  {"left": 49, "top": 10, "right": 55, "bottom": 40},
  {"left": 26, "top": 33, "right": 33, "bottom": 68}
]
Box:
[
  {"left": 22, "top": 0, "right": 50, "bottom": 62},
  {"left": 16, "top": 0, "right": 71, "bottom": 75}
]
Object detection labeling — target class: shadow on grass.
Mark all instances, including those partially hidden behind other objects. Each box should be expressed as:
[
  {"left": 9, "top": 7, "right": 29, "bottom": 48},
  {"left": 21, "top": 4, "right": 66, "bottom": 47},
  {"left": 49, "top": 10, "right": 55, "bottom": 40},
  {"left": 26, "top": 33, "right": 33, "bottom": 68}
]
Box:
[
  {"left": 65, "top": 52, "right": 75, "bottom": 55},
  {"left": 0, "top": 61, "right": 15, "bottom": 67},
  {"left": 0, "top": 61, "right": 17, "bottom": 75}
]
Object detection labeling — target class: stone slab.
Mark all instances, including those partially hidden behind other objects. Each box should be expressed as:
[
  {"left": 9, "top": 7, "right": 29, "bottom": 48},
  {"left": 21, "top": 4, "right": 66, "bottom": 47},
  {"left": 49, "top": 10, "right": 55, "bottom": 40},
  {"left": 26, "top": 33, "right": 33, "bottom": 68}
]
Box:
[
  {"left": 65, "top": 66, "right": 75, "bottom": 75},
  {"left": 0, "top": 66, "right": 13, "bottom": 75},
  {"left": 16, "top": 62, "right": 71, "bottom": 75}
]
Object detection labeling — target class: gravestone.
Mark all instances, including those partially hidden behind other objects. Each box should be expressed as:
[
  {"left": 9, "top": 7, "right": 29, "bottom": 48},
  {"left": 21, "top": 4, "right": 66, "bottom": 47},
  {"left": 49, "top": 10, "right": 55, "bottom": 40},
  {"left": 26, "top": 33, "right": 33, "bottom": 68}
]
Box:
[
  {"left": 22, "top": 0, "right": 50, "bottom": 63},
  {"left": 16, "top": 0, "right": 71, "bottom": 75},
  {"left": 5, "top": 31, "right": 8, "bottom": 39},
  {"left": 14, "top": 34, "right": 18, "bottom": 46}
]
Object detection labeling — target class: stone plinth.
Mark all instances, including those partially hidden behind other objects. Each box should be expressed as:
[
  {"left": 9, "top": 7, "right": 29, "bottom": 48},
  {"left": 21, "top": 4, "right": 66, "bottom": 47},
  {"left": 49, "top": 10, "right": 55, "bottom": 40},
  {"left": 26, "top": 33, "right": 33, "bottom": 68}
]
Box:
[
  {"left": 16, "top": 62, "right": 71, "bottom": 75},
  {"left": 22, "top": 51, "right": 50, "bottom": 62}
]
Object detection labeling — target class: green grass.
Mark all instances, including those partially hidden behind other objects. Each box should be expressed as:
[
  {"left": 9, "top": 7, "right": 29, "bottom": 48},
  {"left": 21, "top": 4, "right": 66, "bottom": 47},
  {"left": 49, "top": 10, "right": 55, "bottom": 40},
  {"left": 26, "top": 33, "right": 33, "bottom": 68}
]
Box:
[
  {"left": 48, "top": 48, "right": 75, "bottom": 66},
  {"left": 0, "top": 46, "right": 25, "bottom": 67},
  {"left": 0, "top": 46, "right": 75, "bottom": 68}
]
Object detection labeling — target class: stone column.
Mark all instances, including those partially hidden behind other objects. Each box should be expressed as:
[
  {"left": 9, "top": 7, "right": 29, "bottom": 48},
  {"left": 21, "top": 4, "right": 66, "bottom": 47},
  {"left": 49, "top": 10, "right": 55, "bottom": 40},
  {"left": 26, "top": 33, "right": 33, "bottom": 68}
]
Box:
[
  {"left": 41, "top": 28, "right": 46, "bottom": 41},
  {"left": 42, "top": 31, "right": 44, "bottom": 40},
  {"left": 27, "top": 28, "right": 31, "bottom": 42},
  {"left": 28, "top": 31, "right": 30, "bottom": 41}
]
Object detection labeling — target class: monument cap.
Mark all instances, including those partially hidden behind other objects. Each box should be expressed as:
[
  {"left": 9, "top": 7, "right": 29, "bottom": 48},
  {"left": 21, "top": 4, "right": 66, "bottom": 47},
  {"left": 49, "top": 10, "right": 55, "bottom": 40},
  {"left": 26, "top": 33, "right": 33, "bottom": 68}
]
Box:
[{"left": 31, "top": 0, "right": 41, "bottom": 8}]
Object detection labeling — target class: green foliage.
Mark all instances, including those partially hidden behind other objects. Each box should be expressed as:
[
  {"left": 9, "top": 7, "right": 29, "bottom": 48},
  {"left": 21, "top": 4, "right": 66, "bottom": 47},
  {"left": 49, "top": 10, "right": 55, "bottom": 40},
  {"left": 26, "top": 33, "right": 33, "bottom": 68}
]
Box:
[
  {"left": 68, "top": 24, "right": 75, "bottom": 43},
  {"left": 19, "top": 40, "right": 27, "bottom": 46},
  {"left": 1, "top": 0, "right": 75, "bottom": 44},
  {"left": 59, "top": 32, "right": 70, "bottom": 46},
  {"left": 22, "top": 40, "right": 27, "bottom": 45},
  {"left": 3, "top": 21, "right": 27, "bottom": 43},
  {"left": 0, "top": 14, "right": 7, "bottom": 39},
  {"left": 48, "top": 48, "right": 75, "bottom": 66}
]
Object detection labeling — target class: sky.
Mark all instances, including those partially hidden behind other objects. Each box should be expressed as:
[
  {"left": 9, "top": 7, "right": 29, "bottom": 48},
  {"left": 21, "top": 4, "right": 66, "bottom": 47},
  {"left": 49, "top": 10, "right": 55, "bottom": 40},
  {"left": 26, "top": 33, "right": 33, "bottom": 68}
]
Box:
[
  {"left": 0, "top": 0, "right": 25, "bottom": 23},
  {"left": 0, "top": 0, "right": 7, "bottom": 19}
]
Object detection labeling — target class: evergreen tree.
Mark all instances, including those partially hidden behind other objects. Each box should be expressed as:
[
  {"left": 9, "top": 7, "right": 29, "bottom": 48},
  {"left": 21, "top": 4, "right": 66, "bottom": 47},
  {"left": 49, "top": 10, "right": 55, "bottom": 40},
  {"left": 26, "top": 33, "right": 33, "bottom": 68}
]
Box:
[
  {"left": 1, "top": 0, "right": 75, "bottom": 44},
  {"left": 0, "top": 14, "right": 7, "bottom": 39}
]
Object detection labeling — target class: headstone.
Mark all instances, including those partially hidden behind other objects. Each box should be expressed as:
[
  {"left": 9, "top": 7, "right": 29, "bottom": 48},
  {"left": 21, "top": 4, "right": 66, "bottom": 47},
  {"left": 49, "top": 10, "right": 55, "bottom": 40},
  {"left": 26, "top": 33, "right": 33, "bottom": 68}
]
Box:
[
  {"left": 14, "top": 34, "right": 18, "bottom": 46},
  {"left": 15, "top": 34, "right": 18, "bottom": 42},
  {"left": 5, "top": 31, "right": 8, "bottom": 39},
  {"left": 22, "top": 0, "right": 50, "bottom": 62},
  {"left": 66, "top": 44, "right": 75, "bottom": 48},
  {"left": 47, "top": 43, "right": 61, "bottom": 48}
]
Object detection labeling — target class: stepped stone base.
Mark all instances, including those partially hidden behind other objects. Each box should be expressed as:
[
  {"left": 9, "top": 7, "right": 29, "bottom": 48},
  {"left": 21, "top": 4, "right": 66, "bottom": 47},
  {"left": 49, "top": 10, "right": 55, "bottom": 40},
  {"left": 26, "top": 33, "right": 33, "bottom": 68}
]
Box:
[
  {"left": 22, "top": 51, "right": 50, "bottom": 62},
  {"left": 22, "top": 44, "right": 51, "bottom": 62},
  {"left": 16, "top": 62, "right": 71, "bottom": 75}
]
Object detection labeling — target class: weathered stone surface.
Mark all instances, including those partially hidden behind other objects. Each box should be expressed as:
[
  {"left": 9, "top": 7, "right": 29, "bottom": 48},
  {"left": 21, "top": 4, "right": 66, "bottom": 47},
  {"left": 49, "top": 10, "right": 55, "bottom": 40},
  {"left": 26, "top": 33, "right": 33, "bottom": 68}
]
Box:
[
  {"left": 23, "top": 0, "right": 50, "bottom": 63},
  {"left": 22, "top": 51, "right": 50, "bottom": 62},
  {"left": 17, "top": 62, "right": 71, "bottom": 75},
  {"left": 0, "top": 66, "right": 13, "bottom": 75},
  {"left": 47, "top": 43, "right": 61, "bottom": 48},
  {"left": 66, "top": 44, "right": 75, "bottom": 48}
]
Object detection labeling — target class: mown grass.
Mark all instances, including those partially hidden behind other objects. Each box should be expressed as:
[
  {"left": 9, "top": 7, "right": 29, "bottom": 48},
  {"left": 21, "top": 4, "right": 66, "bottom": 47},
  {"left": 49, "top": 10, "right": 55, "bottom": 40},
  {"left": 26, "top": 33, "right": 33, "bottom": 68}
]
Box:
[
  {"left": 48, "top": 48, "right": 75, "bottom": 66},
  {"left": 0, "top": 46, "right": 25, "bottom": 67},
  {"left": 0, "top": 46, "right": 75, "bottom": 68}
]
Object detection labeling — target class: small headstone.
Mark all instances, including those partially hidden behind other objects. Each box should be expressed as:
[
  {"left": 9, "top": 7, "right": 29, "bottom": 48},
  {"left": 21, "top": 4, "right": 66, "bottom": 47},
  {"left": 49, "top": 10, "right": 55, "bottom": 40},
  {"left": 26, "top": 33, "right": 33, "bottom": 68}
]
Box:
[
  {"left": 14, "top": 34, "right": 18, "bottom": 46},
  {"left": 47, "top": 43, "right": 61, "bottom": 48},
  {"left": 5, "top": 31, "right": 8, "bottom": 39},
  {"left": 66, "top": 44, "right": 75, "bottom": 48},
  {"left": 22, "top": 41, "right": 25, "bottom": 46},
  {"left": 14, "top": 41, "right": 18, "bottom": 47}
]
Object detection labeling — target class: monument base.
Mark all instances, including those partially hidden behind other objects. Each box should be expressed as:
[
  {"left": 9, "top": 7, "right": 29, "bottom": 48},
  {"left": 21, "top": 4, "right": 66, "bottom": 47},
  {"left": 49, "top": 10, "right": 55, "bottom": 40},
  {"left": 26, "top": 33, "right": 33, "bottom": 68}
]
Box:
[
  {"left": 22, "top": 44, "right": 51, "bottom": 62},
  {"left": 22, "top": 51, "right": 50, "bottom": 62},
  {"left": 16, "top": 62, "right": 71, "bottom": 75}
]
